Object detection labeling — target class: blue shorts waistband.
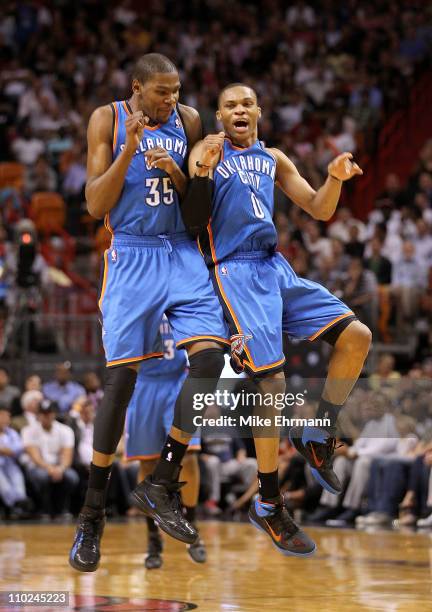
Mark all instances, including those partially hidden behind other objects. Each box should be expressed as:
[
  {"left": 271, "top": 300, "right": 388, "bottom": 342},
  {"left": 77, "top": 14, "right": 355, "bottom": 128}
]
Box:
[{"left": 112, "top": 232, "right": 193, "bottom": 248}]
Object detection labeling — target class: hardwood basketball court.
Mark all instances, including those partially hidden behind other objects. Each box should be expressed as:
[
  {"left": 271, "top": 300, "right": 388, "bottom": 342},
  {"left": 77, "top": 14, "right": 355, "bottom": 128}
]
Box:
[{"left": 0, "top": 520, "right": 431, "bottom": 611}]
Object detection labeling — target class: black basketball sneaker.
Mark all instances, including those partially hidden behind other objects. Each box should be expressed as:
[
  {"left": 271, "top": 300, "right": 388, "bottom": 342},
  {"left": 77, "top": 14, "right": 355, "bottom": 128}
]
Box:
[
  {"left": 132, "top": 476, "right": 198, "bottom": 544},
  {"left": 289, "top": 425, "right": 342, "bottom": 494},
  {"left": 249, "top": 496, "right": 316, "bottom": 556},
  {"left": 145, "top": 532, "right": 163, "bottom": 570},
  {"left": 69, "top": 509, "right": 106, "bottom": 572},
  {"left": 187, "top": 532, "right": 207, "bottom": 564}
]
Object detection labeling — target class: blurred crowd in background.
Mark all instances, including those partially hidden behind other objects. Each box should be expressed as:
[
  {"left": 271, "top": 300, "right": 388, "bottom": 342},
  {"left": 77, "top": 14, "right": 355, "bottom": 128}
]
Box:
[{"left": 1, "top": 0, "right": 432, "bottom": 528}]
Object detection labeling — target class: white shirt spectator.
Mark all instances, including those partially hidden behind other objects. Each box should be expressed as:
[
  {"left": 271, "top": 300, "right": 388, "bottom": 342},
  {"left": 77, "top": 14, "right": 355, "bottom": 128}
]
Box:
[
  {"left": 22, "top": 420, "right": 74, "bottom": 466},
  {"left": 347, "top": 413, "right": 399, "bottom": 458}
]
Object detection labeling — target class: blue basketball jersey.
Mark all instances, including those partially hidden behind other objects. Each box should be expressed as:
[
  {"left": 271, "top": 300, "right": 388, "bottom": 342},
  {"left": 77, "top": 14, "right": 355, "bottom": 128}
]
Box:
[
  {"left": 139, "top": 316, "right": 187, "bottom": 378},
  {"left": 201, "top": 139, "right": 277, "bottom": 264},
  {"left": 107, "top": 101, "right": 188, "bottom": 237}
]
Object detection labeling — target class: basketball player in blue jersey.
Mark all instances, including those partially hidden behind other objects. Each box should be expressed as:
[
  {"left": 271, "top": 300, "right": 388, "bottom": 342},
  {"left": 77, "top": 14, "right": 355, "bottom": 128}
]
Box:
[
  {"left": 125, "top": 317, "right": 205, "bottom": 569},
  {"left": 151, "top": 82, "right": 372, "bottom": 557},
  {"left": 69, "top": 54, "right": 230, "bottom": 572}
]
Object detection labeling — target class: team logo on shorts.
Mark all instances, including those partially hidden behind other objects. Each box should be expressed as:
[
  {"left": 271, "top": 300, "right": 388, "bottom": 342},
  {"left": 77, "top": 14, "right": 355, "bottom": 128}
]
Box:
[
  {"left": 221, "top": 265, "right": 228, "bottom": 276},
  {"left": 230, "top": 333, "right": 253, "bottom": 356},
  {"left": 111, "top": 249, "right": 117, "bottom": 262}
]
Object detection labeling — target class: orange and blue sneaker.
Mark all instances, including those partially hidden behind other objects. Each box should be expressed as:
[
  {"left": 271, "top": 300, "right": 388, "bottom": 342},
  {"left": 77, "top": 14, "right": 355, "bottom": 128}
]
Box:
[
  {"left": 289, "top": 425, "right": 341, "bottom": 494},
  {"left": 248, "top": 496, "right": 316, "bottom": 557}
]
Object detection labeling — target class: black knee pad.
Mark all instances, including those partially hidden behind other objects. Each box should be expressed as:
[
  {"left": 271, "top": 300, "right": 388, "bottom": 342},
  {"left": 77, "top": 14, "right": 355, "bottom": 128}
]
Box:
[
  {"left": 173, "top": 348, "right": 225, "bottom": 434},
  {"left": 188, "top": 347, "right": 225, "bottom": 379},
  {"left": 93, "top": 366, "right": 137, "bottom": 455}
]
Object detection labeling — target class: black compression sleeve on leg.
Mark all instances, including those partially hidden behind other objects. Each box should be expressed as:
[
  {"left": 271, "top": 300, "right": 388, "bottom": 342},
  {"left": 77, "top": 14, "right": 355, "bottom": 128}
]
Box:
[
  {"left": 180, "top": 176, "right": 213, "bottom": 237},
  {"left": 172, "top": 348, "right": 225, "bottom": 434},
  {"left": 93, "top": 366, "right": 137, "bottom": 455}
]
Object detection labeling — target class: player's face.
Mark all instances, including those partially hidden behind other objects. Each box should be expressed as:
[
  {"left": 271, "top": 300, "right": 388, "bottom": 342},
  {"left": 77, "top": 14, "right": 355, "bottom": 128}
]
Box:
[
  {"left": 133, "top": 72, "right": 181, "bottom": 124},
  {"left": 217, "top": 86, "right": 261, "bottom": 144}
]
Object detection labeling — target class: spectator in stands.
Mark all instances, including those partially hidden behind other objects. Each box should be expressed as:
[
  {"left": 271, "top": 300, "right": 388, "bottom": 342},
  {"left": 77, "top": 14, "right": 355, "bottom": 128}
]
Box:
[
  {"left": 413, "top": 219, "right": 432, "bottom": 269},
  {"left": 0, "top": 406, "right": 28, "bottom": 518},
  {"left": 11, "top": 390, "right": 43, "bottom": 432},
  {"left": 345, "top": 225, "right": 365, "bottom": 259},
  {"left": 10, "top": 374, "right": 42, "bottom": 417},
  {"left": 200, "top": 436, "right": 257, "bottom": 516},
  {"left": 377, "top": 173, "right": 408, "bottom": 210},
  {"left": 323, "top": 392, "right": 399, "bottom": 526},
  {"left": 391, "top": 240, "right": 427, "bottom": 324},
  {"left": 21, "top": 399, "right": 78, "bottom": 519},
  {"left": 369, "top": 354, "right": 401, "bottom": 399},
  {"left": 82, "top": 371, "right": 103, "bottom": 410},
  {"left": 356, "top": 415, "right": 419, "bottom": 526},
  {"left": 25, "top": 154, "right": 58, "bottom": 194},
  {"left": 11, "top": 122, "right": 45, "bottom": 166},
  {"left": 395, "top": 441, "right": 432, "bottom": 528},
  {"left": 365, "top": 236, "right": 392, "bottom": 285},
  {"left": 341, "top": 258, "right": 377, "bottom": 330},
  {"left": 43, "top": 361, "right": 85, "bottom": 414},
  {"left": 0, "top": 367, "right": 20, "bottom": 410}
]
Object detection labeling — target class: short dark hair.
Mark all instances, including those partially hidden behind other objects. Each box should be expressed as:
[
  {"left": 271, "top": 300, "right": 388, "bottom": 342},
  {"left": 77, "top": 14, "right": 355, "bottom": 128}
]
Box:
[
  {"left": 218, "top": 83, "right": 257, "bottom": 107},
  {"left": 132, "top": 53, "right": 177, "bottom": 84}
]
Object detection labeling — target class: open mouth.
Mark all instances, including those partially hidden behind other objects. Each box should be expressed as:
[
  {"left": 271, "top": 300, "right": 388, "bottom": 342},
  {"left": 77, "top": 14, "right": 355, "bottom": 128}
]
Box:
[{"left": 233, "top": 119, "right": 249, "bottom": 132}]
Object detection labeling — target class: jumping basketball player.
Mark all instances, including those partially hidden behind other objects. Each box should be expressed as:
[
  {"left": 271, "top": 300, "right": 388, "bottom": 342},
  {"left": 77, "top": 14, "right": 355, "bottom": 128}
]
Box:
[
  {"left": 139, "top": 83, "right": 371, "bottom": 557},
  {"left": 69, "top": 54, "right": 229, "bottom": 572}
]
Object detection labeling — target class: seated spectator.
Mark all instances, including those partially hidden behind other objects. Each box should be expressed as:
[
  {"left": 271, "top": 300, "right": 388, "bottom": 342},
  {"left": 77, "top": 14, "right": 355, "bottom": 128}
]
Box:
[
  {"left": 21, "top": 399, "right": 78, "bottom": 519},
  {"left": 369, "top": 354, "right": 401, "bottom": 400},
  {"left": 356, "top": 415, "right": 419, "bottom": 526},
  {"left": 10, "top": 374, "right": 42, "bottom": 417},
  {"left": 341, "top": 258, "right": 377, "bottom": 330},
  {"left": 11, "top": 122, "right": 45, "bottom": 166},
  {"left": 365, "top": 236, "right": 392, "bottom": 285},
  {"left": 0, "top": 406, "right": 28, "bottom": 518},
  {"left": 0, "top": 367, "right": 20, "bottom": 410},
  {"left": 43, "top": 361, "right": 85, "bottom": 414},
  {"left": 320, "top": 393, "right": 399, "bottom": 526},
  {"left": 391, "top": 240, "right": 427, "bottom": 325},
  {"left": 345, "top": 225, "right": 365, "bottom": 259},
  {"left": 395, "top": 441, "right": 432, "bottom": 528},
  {"left": 200, "top": 436, "right": 257, "bottom": 515},
  {"left": 11, "top": 389, "right": 43, "bottom": 432},
  {"left": 365, "top": 236, "right": 392, "bottom": 341},
  {"left": 82, "top": 371, "right": 103, "bottom": 410},
  {"left": 25, "top": 154, "right": 58, "bottom": 194}
]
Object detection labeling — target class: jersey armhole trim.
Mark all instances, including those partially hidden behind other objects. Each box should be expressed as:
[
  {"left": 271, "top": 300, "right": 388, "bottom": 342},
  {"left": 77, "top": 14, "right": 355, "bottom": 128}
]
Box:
[{"left": 111, "top": 103, "right": 119, "bottom": 153}]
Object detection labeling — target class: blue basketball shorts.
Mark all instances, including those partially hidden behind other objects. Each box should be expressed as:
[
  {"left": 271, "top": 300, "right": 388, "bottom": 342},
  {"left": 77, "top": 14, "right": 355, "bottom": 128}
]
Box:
[
  {"left": 210, "top": 251, "right": 354, "bottom": 375},
  {"left": 125, "top": 370, "right": 200, "bottom": 460},
  {"left": 98, "top": 233, "right": 230, "bottom": 367}
]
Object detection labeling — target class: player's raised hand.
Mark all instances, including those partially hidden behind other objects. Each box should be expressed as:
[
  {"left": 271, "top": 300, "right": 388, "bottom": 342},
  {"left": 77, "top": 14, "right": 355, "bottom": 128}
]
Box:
[
  {"left": 144, "top": 147, "right": 177, "bottom": 174},
  {"left": 200, "top": 132, "right": 225, "bottom": 169},
  {"left": 328, "top": 152, "right": 363, "bottom": 182},
  {"left": 125, "top": 111, "right": 148, "bottom": 154}
]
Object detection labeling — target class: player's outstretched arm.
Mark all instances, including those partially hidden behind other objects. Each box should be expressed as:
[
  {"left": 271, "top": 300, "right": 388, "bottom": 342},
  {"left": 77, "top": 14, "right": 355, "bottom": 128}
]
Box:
[
  {"left": 271, "top": 148, "right": 362, "bottom": 221},
  {"left": 85, "top": 105, "right": 145, "bottom": 219}
]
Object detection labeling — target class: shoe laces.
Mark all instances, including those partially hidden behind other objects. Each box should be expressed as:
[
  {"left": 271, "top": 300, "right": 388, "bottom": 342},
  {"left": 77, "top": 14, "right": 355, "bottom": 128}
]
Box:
[
  {"left": 164, "top": 481, "right": 187, "bottom": 516},
  {"left": 308, "top": 436, "right": 339, "bottom": 467},
  {"left": 267, "top": 505, "right": 299, "bottom": 537},
  {"left": 80, "top": 515, "right": 103, "bottom": 548}
]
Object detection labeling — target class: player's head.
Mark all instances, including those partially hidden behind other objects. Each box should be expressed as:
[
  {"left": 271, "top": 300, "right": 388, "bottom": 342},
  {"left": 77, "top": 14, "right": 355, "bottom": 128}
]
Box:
[
  {"left": 132, "top": 53, "right": 180, "bottom": 123},
  {"left": 216, "top": 83, "right": 261, "bottom": 144}
]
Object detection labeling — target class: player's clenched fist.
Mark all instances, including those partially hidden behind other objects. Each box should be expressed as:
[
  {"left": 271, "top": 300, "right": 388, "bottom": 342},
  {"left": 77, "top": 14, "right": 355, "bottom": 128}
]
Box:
[
  {"left": 199, "top": 132, "right": 225, "bottom": 169},
  {"left": 144, "top": 147, "right": 177, "bottom": 174},
  {"left": 125, "top": 112, "right": 148, "bottom": 154},
  {"left": 328, "top": 152, "right": 363, "bottom": 182}
]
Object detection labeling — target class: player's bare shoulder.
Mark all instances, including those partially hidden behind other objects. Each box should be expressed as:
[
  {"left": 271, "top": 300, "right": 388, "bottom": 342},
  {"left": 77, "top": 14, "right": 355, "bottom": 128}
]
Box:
[
  {"left": 87, "top": 104, "right": 113, "bottom": 143},
  {"left": 265, "top": 146, "right": 298, "bottom": 176},
  {"left": 178, "top": 103, "right": 202, "bottom": 147}
]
